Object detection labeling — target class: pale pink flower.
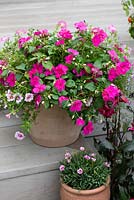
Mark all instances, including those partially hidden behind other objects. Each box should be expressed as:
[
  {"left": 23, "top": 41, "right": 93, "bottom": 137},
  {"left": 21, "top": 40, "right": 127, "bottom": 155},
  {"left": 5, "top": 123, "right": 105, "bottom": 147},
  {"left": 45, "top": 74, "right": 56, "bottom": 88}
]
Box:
[
  {"left": 108, "top": 24, "right": 116, "bottom": 33},
  {"left": 0, "top": 36, "right": 10, "bottom": 43},
  {"left": 16, "top": 29, "right": 27, "bottom": 35},
  {"left": 54, "top": 78, "right": 66, "bottom": 92},
  {"left": 104, "top": 162, "right": 111, "bottom": 168},
  {"left": 84, "top": 155, "right": 91, "bottom": 160},
  {"left": 15, "top": 131, "right": 25, "bottom": 140},
  {"left": 5, "top": 90, "right": 16, "bottom": 102},
  {"left": 76, "top": 118, "right": 85, "bottom": 126},
  {"left": 74, "top": 21, "right": 87, "bottom": 32},
  {"left": 108, "top": 50, "right": 119, "bottom": 62},
  {"left": 77, "top": 168, "right": 83, "bottom": 175},
  {"left": 57, "top": 20, "right": 67, "bottom": 29},
  {"left": 70, "top": 100, "right": 82, "bottom": 112},
  {"left": 5, "top": 113, "right": 11, "bottom": 119},
  {"left": 102, "top": 84, "right": 121, "bottom": 102},
  {"left": 82, "top": 121, "right": 94, "bottom": 135},
  {"left": 90, "top": 153, "right": 96, "bottom": 157},
  {"left": 65, "top": 152, "right": 72, "bottom": 160},
  {"left": 16, "top": 94, "right": 23, "bottom": 104},
  {"left": 59, "top": 164, "right": 65, "bottom": 172},
  {"left": 25, "top": 93, "right": 34, "bottom": 102},
  {"left": 80, "top": 146, "right": 85, "bottom": 151},
  {"left": 91, "top": 157, "right": 96, "bottom": 162}
]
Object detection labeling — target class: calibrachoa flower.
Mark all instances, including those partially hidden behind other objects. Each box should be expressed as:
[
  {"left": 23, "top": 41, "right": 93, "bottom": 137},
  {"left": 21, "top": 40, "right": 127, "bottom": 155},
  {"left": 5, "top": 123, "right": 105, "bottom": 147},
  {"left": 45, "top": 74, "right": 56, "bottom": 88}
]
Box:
[
  {"left": 25, "top": 93, "right": 34, "bottom": 102},
  {"left": 15, "top": 131, "right": 25, "bottom": 140},
  {"left": 16, "top": 94, "right": 23, "bottom": 104},
  {"left": 77, "top": 168, "right": 83, "bottom": 175}
]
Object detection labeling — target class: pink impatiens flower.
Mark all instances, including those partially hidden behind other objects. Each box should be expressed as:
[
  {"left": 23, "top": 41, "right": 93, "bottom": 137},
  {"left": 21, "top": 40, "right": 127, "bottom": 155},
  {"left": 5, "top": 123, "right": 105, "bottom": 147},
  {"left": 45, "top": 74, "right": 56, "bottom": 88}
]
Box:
[
  {"left": 92, "top": 27, "right": 107, "bottom": 47},
  {"left": 30, "top": 76, "right": 40, "bottom": 87},
  {"left": 18, "top": 36, "right": 31, "bottom": 48},
  {"left": 65, "top": 54, "right": 74, "bottom": 64},
  {"left": 53, "top": 64, "right": 68, "bottom": 78},
  {"left": 108, "top": 50, "right": 119, "bottom": 62},
  {"left": 15, "top": 131, "right": 25, "bottom": 140},
  {"left": 35, "top": 94, "right": 42, "bottom": 107},
  {"left": 116, "top": 61, "right": 131, "bottom": 76},
  {"left": 58, "top": 29, "right": 72, "bottom": 39},
  {"left": 102, "top": 84, "right": 121, "bottom": 102},
  {"left": 57, "top": 20, "right": 67, "bottom": 29},
  {"left": 76, "top": 117, "right": 85, "bottom": 126},
  {"left": 70, "top": 100, "right": 82, "bottom": 112},
  {"left": 58, "top": 96, "right": 69, "bottom": 105},
  {"left": 74, "top": 21, "right": 87, "bottom": 32},
  {"left": 108, "top": 68, "right": 118, "bottom": 82},
  {"left": 108, "top": 24, "right": 116, "bottom": 33},
  {"left": 55, "top": 39, "right": 65, "bottom": 46},
  {"left": 54, "top": 78, "right": 66, "bottom": 92},
  {"left": 33, "top": 63, "right": 43, "bottom": 74},
  {"left": 34, "top": 29, "right": 49, "bottom": 37},
  {"left": 6, "top": 72, "right": 16, "bottom": 87},
  {"left": 82, "top": 121, "right": 94, "bottom": 135},
  {"left": 68, "top": 48, "right": 79, "bottom": 56},
  {"left": 32, "top": 83, "right": 46, "bottom": 93}
]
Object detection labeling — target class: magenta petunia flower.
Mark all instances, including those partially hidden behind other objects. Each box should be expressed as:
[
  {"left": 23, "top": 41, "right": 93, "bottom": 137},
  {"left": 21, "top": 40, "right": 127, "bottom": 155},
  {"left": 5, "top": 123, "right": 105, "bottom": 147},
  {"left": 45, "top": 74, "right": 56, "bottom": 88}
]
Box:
[
  {"left": 54, "top": 78, "right": 66, "bottom": 92},
  {"left": 82, "top": 121, "right": 94, "bottom": 135},
  {"left": 53, "top": 64, "right": 68, "bottom": 78},
  {"left": 102, "top": 84, "right": 121, "bottom": 102},
  {"left": 74, "top": 21, "right": 87, "bottom": 32},
  {"left": 76, "top": 117, "right": 85, "bottom": 126},
  {"left": 70, "top": 100, "right": 82, "bottom": 112},
  {"left": 6, "top": 72, "right": 16, "bottom": 87}
]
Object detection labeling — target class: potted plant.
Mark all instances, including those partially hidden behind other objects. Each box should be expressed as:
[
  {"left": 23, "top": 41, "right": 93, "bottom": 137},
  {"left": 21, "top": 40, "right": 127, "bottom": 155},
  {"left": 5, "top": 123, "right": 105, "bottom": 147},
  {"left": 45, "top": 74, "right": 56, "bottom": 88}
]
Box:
[
  {"left": 0, "top": 20, "right": 132, "bottom": 147},
  {"left": 59, "top": 146, "right": 111, "bottom": 200}
]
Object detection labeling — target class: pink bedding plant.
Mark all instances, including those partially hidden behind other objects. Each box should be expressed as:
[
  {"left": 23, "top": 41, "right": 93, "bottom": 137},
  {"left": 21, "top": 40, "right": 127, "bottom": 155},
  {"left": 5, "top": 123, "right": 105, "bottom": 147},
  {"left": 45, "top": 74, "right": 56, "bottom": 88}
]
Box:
[{"left": 0, "top": 21, "right": 132, "bottom": 137}]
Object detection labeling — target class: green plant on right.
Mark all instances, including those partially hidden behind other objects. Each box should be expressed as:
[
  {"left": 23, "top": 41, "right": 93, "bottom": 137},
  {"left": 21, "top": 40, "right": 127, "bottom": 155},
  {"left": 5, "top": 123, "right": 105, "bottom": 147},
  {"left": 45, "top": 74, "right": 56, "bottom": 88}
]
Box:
[{"left": 122, "top": 0, "right": 134, "bottom": 38}]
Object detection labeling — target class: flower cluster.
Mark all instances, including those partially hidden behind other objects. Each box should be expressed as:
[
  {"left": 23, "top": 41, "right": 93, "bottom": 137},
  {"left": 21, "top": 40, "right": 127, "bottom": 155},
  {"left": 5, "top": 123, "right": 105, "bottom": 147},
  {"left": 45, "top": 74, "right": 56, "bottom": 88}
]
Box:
[
  {"left": 59, "top": 147, "right": 110, "bottom": 190},
  {"left": 0, "top": 21, "right": 132, "bottom": 135}
]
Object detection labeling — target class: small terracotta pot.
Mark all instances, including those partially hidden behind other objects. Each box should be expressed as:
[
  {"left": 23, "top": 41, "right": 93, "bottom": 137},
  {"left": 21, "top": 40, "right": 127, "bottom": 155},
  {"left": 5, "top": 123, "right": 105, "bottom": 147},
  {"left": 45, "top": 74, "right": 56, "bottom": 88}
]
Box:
[
  {"left": 30, "top": 106, "right": 80, "bottom": 147},
  {"left": 60, "top": 177, "right": 110, "bottom": 200}
]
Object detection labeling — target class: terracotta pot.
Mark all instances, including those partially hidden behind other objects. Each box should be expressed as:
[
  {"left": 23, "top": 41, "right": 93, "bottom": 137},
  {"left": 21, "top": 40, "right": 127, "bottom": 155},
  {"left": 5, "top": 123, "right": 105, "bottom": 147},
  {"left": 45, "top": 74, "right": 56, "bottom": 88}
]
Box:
[
  {"left": 30, "top": 106, "right": 80, "bottom": 147},
  {"left": 60, "top": 177, "right": 110, "bottom": 200}
]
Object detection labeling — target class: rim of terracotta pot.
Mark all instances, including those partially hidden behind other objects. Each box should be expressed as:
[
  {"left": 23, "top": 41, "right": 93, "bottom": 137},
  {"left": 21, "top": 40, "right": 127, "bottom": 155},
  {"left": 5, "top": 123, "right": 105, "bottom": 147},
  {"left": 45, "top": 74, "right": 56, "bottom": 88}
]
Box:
[{"left": 61, "top": 176, "right": 110, "bottom": 195}]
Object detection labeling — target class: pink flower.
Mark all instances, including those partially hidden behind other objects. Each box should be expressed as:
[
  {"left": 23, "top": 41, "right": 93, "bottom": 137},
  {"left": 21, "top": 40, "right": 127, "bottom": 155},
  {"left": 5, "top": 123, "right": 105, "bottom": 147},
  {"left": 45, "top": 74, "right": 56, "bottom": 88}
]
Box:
[
  {"left": 80, "top": 146, "right": 85, "bottom": 151},
  {"left": 65, "top": 152, "right": 72, "bottom": 160},
  {"left": 102, "top": 84, "right": 121, "bottom": 102},
  {"left": 58, "top": 96, "right": 69, "bottom": 105},
  {"left": 65, "top": 54, "right": 74, "bottom": 64},
  {"left": 16, "top": 94, "right": 23, "bottom": 104},
  {"left": 104, "top": 162, "right": 111, "bottom": 168},
  {"left": 54, "top": 78, "right": 66, "bottom": 92},
  {"left": 108, "top": 50, "right": 119, "bottom": 62},
  {"left": 18, "top": 36, "right": 31, "bottom": 48},
  {"left": 0, "top": 59, "right": 7, "bottom": 66},
  {"left": 15, "top": 131, "right": 25, "bottom": 140},
  {"left": 76, "top": 118, "right": 85, "bottom": 126},
  {"left": 77, "top": 168, "right": 83, "bottom": 175},
  {"left": 72, "top": 68, "right": 85, "bottom": 77},
  {"left": 84, "top": 155, "right": 91, "bottom": 160},
  {"left": 128, "top": 123, "right": 134, "bottom": 131},
  {"left": 35, "top": 94, "right": 42, "bottom": 107},
  {"left": 6, "top": 72, "right": 16, "bottom": 87},
  {"left": 58, "top": 29, "right": 72, "bottom": 39},
  {"left": 82, "top": 121, "right": 94, "bottom": 135},
  {"left": 33, "top": 63, "right": 43, "bottom": 74},
  {"left": 44, "top": 69, "right": 53, "bottom": 76},
  {"left": 25, "top": 93, "right": 34, "bottom": 102},
  {"left": 92, "top": 27, "right": 107, "bottom": 47},
  {"left": 53, "top": 64, "right": 68, "bottom": 78},
  {"left": 116, "top": 61, "right": 131, "bottom": 76},
  {"left": 30, "top": 76, "right": 40, "bottom": 87},
  {"left": 32, "top": 83, "right": 46, "bottom": 93},
  {"left": 28, "top": 68, "right": 37, "bottom": 78},
  {"left": 5, "top": 90, "right": 16, "bottom": 102},
  {"left": 68, "top": 48, "right": 79, "bottom": 56},
  {"left": 74, "top": 21, "right": 87, "bottom": 32},
  {"left": 16, "top": 29, "right": 27, "bottom": 35},
  {"left": 70, "top": 100, "right": 82, "bottom": 112},
  {"left": 57, "top": 20, "right": 67, "bottom": 29},
  {"left": 5, "top": 113, "right": 11, "bottom": 119},
  {"left": 59, "top": 164, "right": 65, "bottom": 172},
  {"left": 108, "top": 24, "right": 116, "bottom": 33},
  {"left": 34, "top": 29, "right": 49, "bottom": 37},
  {"left": 55, "top": 39, "right": 65, "bottom": 46},
  {"left": 108, "top": 68, "right": 118, "bottom": 82},
  {"left": 0, "top": 36, "right": 9, "bottom": 43}
]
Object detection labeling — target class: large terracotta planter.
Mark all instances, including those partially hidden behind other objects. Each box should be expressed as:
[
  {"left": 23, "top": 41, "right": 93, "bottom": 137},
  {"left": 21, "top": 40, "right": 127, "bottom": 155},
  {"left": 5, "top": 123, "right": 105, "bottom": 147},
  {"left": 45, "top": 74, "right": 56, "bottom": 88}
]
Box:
[
  {"left": 60, "top": 177, "right": 110, "bottom": 200},
  {"left": 30, "top": 106, "right": 80, "bottom": 147}
]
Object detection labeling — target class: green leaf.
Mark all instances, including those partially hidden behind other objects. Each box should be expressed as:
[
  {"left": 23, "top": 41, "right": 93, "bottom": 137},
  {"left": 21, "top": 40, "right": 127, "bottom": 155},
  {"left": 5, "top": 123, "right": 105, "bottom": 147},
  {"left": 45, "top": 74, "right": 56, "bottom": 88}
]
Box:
[
  {"left": 84, "top": 66, "right": 90, "bottom": 73},
  {"left": 94, "top": 59, "right": 102, "bottom": 69},
  {"left": 66, "top": 80, "right": 76, "bottom": 88},
  {"left": 84, "top": 82, "right": 96, "bottom": 91},
  {"left": 16, "top": 63, "right": 26, "bottom": 70},
  {"left": 44, "top": 100, "right": 49, "bottom": 109},
  {"left": 2, "top": 69, "right": 8, "bottom": 76},
  {"left": 45, "top": 75, "right": 56, "bottom": 80},
  {"left": 51, "top": 94, "right": 59, "bottom": 100},
  {"left": 122, "top": 140, "right": 134, "bottom": 152},
  {"left": 28, "top": 46, "right": 35, "bottom": 53},
  {"left": 16, "top": 74, "right": 23, "bottom": 81},
  {"left": 131, "top": 0, "right": 134, "bottom": 6},
  {"left": 42, "top": 61, "right": 53, "bottom": 70}
]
